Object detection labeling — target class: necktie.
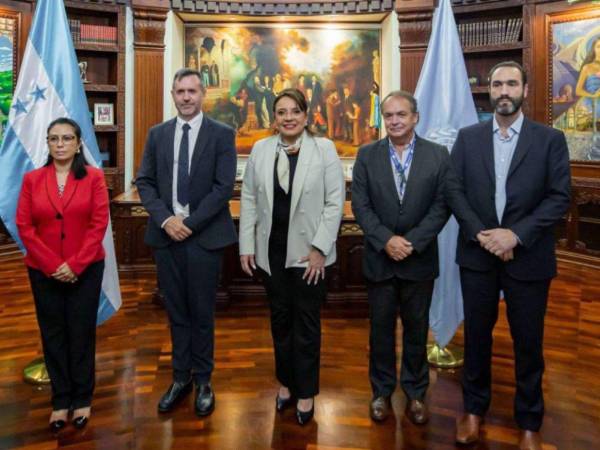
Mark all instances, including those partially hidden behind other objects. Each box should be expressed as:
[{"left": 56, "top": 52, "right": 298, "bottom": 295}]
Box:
[{"left": 177, "top": 123, "right": 191, "bottom": 206}]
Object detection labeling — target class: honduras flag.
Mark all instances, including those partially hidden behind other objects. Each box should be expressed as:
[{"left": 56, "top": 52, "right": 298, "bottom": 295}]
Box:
[
  {"left": 414, "top": 0, "right": 478, "bottom": 348},
  {"left": 0, "top": 0, "right": 121, "bottom": 324}
]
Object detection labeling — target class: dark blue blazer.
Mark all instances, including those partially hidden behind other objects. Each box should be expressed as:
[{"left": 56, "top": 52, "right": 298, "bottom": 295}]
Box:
[
  {"left": 446, "top": 117, "right": 571, "bottom": 280},
  {"left": 136, "top": 116, "right": 238, "bottom": 250}
]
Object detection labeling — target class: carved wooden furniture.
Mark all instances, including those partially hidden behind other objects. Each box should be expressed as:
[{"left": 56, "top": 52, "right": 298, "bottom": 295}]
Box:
[{"left": 112, "top": 189, "right": 368, "bottom": 311}]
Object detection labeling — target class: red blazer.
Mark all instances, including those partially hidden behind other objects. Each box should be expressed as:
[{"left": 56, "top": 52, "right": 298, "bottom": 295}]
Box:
[{"left": 16, "top": 165, "right": 109, "bottom": 276}]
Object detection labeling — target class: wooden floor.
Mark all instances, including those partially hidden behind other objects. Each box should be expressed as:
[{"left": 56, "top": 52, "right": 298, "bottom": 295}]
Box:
[{"left": 0, "top": 258, "right": 598, "bottom": 450}]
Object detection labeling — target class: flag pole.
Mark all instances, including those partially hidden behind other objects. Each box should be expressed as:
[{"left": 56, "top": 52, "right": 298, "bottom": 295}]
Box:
[
  {"left": 0, "top": 0, "right": 121, "bottom": 385},
  {"left": 414, "top": 0, "right": 478, "bottom": 369}
]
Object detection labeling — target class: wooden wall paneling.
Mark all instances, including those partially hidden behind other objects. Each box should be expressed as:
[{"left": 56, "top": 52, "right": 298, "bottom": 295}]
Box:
[
  {"left": 395, "top": 0, "right": 434, "bottom": 13},
  {"left": 557, "top": 177, "right": 600, "bottom": 266},
  {"left": 399, "top": 48, "right": 426, "bottom": 92},
  {"left": 116, "top": 3, "right": 126, "bottom": 176},
  {"left": 112, "top": 190, "right": 156, "bottom": 274},
  {"left": 397, "top": 12, "right": 433, "bottom": 92},
  {"left": 522, "top": 3, "right": 534, "bottom": 117},
  {"left": 132, "top": 8, "right": 168, "bottom": 174}
]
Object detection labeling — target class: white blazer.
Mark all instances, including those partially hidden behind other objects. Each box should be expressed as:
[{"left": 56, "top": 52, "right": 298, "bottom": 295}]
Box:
[{"left": 239, "top": 133, "right": 345, "bottom": 275}]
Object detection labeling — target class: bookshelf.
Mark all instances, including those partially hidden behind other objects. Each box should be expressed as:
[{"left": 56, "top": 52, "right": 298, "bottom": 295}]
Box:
[
  {"left": 64, "top": 1, "right": 125, "bottom": 197},
  {"left": 451, "top": 0, "right": 530, "bottom": 119}
]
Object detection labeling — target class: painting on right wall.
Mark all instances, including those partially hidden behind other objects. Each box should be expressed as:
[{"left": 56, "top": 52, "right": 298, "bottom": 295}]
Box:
[{"left": 550, "top": 13, "right": 600, "bottom": 161}]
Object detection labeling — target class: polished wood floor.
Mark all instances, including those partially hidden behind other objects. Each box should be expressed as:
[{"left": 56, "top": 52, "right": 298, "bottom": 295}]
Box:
[{"left": 0, "top": 258, "right": 598, "bottom": 449}]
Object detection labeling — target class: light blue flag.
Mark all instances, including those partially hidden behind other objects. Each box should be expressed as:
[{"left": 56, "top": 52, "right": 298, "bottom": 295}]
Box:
[
  {"left": 414, "top": 0, "right": 478, "bottom": 348},
  {"left": 0, "top": 0, "right": 121, "bottom": 325}
]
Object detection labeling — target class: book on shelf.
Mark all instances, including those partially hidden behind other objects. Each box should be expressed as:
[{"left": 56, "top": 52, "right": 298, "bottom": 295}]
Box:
[
  {"left": 459, "top": 16, "right": 523, "bottom": 48},
  {"left": 69, "top": 19, "right": 80, "bottom": 44},
  {"left": 69, "top": 22, "right": 117, "bottom": 46}
]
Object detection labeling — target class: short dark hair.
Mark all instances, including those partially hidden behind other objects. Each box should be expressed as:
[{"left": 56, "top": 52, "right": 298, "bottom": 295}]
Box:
[
  {"left": 488, "top": 61, "right": 528, "bottom": 85},
  {"left": 172, "top": 68, "right": 206, "bottom": 92},
  {"left": 45, "top": 117, "right": 88, "bottom": 180},
  {"left": 380, "top": 90, "right": 418, "bottom": 114}
]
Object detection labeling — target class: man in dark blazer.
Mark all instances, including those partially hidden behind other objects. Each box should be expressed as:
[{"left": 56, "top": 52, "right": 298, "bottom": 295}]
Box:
[
  {"left": 446, "top": 61, "right": 570, "bottom": 450},
  {"left": 136, "top": 68, "right": 237, "bottom": 417},
  {"left": 352, "top": 91, "right": 450, "bottom": 425}
]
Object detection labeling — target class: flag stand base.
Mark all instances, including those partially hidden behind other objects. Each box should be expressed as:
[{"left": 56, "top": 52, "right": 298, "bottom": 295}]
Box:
[
  {"left": 23, "top": 357, "right": 51, "bottom": 385},
  {"left": 427, "top": 343, "right": 464, "bottom": 369}
]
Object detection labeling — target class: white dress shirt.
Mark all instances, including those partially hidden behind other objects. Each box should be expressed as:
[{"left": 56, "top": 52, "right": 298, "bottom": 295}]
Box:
[{"left": 161, "top": 112, "right": 203, "bottom": 228}]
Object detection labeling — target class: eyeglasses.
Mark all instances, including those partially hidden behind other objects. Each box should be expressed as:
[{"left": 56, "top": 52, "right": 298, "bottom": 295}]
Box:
[{"left": 47, "top": 135, "right": 77, "bottom": 145}]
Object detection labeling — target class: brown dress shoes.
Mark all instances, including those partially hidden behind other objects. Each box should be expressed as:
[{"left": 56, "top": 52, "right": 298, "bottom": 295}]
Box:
[
  {"left": 405, "top": 399, "right": 429, "bottom": 425},
  {"left": 519, "top": 430, "right": 542, "bottom": 450},
  {"left": 369, "top": 396, "right": 391, "bottom": 422},
  {"left": 455, "top": 413, "right": 482, "bottom": 444}
]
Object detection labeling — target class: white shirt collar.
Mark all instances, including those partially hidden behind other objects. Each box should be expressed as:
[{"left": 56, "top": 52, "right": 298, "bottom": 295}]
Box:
[{"left": 177, "top": 111, "right": 203, "bottom": 129}]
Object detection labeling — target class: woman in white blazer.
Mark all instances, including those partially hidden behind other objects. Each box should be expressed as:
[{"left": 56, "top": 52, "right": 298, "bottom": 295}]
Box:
[{"left": 239, "top": 88, "right": 345, "bottom": 425}]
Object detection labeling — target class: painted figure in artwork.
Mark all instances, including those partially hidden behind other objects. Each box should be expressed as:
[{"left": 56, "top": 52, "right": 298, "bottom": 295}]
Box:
[
  {"left": 326, "top": 91, "right": 341, "bottom": 140},
  {"left": 369, "top": 82, "right": 381, "bottom": 131},
  {"left": 576, "top": 37, "right": 600, "bottom": 133}
]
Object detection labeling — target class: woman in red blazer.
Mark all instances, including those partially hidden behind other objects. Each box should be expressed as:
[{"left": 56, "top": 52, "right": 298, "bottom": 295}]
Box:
[{"left": 16, "top": 117, "right": 109, "bottom": 432}]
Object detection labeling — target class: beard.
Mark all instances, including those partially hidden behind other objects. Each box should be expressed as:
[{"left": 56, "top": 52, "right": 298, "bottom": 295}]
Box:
[{"left": 490, "top": 94, "right": 524, "bottom": 116}]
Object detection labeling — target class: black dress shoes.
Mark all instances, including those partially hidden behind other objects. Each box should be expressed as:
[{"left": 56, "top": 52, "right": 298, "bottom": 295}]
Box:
[
  {"left": 72, "top": 415, "right": 89, "bottom": 429},
  {"left": 276, "top": 393, "right": 294, "bottom": 412},
  {"left": 49, "top": 419, "right": 66, "bottom": 433},
  {"left": 296, "top": 400, "right": 314, "bottom": 425},
  {"left": 195, "top": 383, "right": 215, "bottom": 417},
  {"left": 158, "top": 379, "right": 193, "bottom": 413}
]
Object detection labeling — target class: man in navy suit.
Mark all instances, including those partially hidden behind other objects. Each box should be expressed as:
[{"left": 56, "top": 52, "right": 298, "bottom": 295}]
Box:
[
  {"left": 137, "top": 68, "right": 237, "bottom": 417},
  {"left": 446, "top": 61, "right": 570, "bottom": 450}
]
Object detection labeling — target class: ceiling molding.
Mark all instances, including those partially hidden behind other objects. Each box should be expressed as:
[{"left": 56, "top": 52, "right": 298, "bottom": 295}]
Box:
[{"left": 170, "top": 1, "right": 394, "bottom": 15}]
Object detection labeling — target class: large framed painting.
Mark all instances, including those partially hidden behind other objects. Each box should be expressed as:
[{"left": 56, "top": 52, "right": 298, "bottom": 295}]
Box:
[
  {"left": 549, "top": 11, "right": 600, "bottom": 162},
  {"left": 0, "top": 11, "right": 18, "bottom": 146},
  {"left": 184, "top": 24, "right": 381, "bottom": 158}
]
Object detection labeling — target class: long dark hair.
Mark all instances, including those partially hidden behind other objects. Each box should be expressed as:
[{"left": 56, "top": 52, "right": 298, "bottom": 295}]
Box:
[
  {"left": 44, "top": 117, "right": 88, "bottom": 179},
  {"left": 583, "top": 37, "right": 600, "bottom": 66}
]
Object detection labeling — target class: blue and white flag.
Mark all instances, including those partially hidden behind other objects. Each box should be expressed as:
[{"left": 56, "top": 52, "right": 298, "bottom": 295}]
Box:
[
  {"left": 0, "top": 0, "right": 121, "bottom": 324},
  {"left": 414, "top": 0, "right": 478, "bottom": 348}
]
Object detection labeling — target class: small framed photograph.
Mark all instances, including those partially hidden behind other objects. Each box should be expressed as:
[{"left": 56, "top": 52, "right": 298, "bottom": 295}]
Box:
[
  {"left": 236, "top": 161, "right": 246, "bottom": 180},
  {"left": 94, "top": 103, "right": 114, "bottom": 126},
  {"left": 345, "top": 163, "right": 354, "bottom": 180}
]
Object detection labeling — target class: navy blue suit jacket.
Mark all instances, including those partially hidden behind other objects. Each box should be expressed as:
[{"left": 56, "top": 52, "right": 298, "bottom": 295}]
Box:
[
  {"left": 136, "top": 116, "right": 238, "bottom": 250},
  {"left": 446, "top": 117, "right": 571, "bottom": 280}
]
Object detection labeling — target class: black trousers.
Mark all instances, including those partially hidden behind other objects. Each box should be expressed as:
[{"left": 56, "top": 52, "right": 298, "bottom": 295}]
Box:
[
  {"left": 28, "top": 260, "right": 104, "bottom": 410},
  {"left": 154, "top": 240, "right": 223, "bottom": 384},
  {"left": 368, "top": 277, "right": 434, "bottom": 401},
  {"left": 460, "top": 266, "right": 550, "bottom": 431},
  {"left": 261, "top": 261, "right": 326, "bottom": 399}
]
